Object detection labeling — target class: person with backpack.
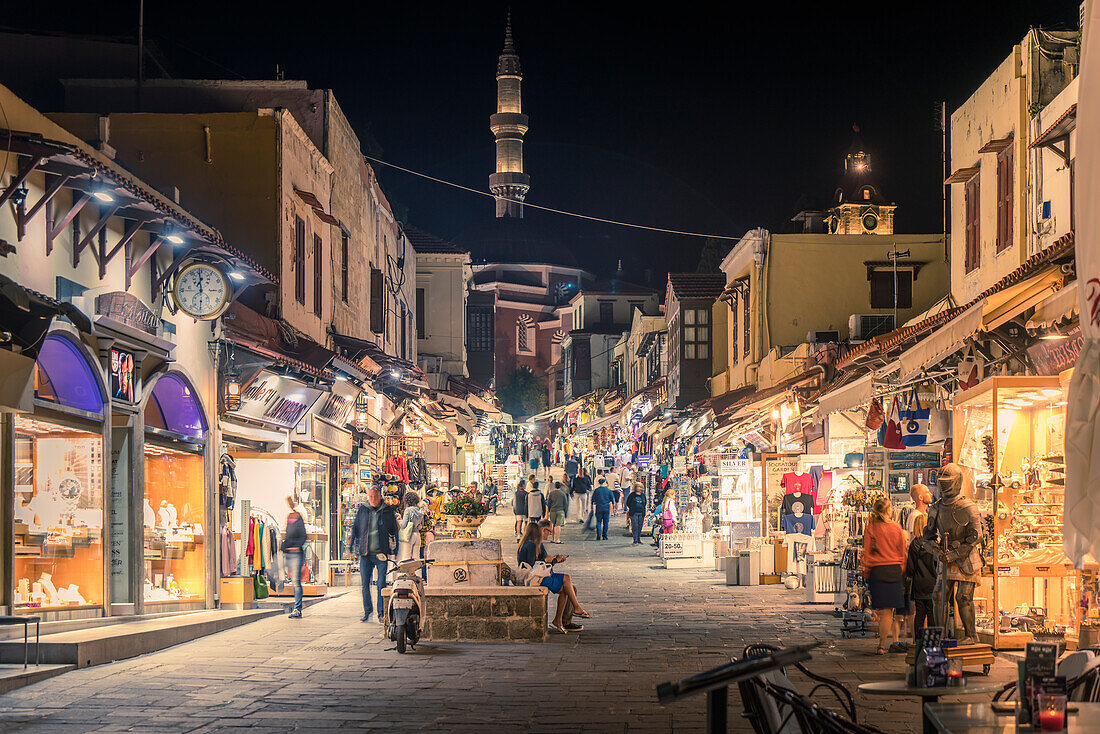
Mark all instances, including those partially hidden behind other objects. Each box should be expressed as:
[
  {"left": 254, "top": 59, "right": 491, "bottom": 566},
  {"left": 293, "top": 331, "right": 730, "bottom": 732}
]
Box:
[
  {"left": 513, "top": 479, "right": 528, "bottom": 538},
  {"left": 625, "top": 482, "right": 647, "bottom": 546},
  {"left": 526, "top": 481, "right": 546, "bottom": 524}
]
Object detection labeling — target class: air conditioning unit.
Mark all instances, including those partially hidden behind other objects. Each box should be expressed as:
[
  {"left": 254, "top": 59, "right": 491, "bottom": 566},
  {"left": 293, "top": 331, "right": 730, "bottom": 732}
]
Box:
[
  {"left": 848, "top": 314, "right": 896, "bottom": 342},
  {"left": 806, "top": 330, "right": 840, "bottom": 345}
]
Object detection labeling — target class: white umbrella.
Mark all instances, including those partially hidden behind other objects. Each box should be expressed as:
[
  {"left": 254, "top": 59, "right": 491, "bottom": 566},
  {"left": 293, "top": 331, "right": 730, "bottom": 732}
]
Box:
[{"left": 1065, "top": 0, "right": 1100, "bottom": 568}]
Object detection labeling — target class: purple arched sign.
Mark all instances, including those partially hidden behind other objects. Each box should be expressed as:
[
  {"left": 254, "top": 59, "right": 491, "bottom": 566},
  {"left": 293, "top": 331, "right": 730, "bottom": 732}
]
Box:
[
  {"left": 146, "top": 373, "right": 207, "bottom": 439},
  {"left": 35, "top": 335, "right": 106, "bottom": 416}
]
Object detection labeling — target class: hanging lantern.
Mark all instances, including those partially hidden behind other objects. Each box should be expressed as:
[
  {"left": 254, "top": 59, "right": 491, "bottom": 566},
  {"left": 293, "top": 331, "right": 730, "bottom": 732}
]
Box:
[
  {"left": 224, "top": 367, "right": 242, "bottom": 411},
  {"left": 354, "top": 392, "right": 371, "bottom": 431}
]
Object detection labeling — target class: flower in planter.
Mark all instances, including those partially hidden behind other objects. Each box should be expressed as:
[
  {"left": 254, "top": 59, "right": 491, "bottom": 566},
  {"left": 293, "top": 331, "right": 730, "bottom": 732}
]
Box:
[{"left": 443, "top": 492, "right": 490, "bottom": 517}]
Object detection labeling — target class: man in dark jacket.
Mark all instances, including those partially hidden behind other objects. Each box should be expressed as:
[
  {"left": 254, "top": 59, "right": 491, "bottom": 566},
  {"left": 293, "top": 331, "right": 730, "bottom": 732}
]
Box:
[
  {"left": 349, "top": 485, "right": 399, "bottom": 623},
  {"left": 905, "top": 523, "right": 938, "bottom": 640},
  {"left": 624, "top": 483, "right": 647, "bottom": 545},
  {"left": 591, "top": 478, "right": 614, "bottom": 541}
]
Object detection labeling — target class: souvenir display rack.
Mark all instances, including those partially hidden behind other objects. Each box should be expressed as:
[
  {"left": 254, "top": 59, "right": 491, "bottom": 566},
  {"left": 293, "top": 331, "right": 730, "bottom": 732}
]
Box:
[{"left": 953, "top": 375, "right": 1076, "bottom": 650}]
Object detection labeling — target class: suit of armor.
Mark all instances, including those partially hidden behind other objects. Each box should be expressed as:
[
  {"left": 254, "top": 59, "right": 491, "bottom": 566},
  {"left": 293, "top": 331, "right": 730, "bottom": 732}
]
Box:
[{"left": 923, "top": 464, "right": 982, "bottom": 642}]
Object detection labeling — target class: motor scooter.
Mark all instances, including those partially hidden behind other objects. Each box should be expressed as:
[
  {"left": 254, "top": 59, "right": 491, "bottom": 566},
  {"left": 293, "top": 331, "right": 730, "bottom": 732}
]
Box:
[{"left": 385, "top": 557, "right": 431, "bottom": 653}]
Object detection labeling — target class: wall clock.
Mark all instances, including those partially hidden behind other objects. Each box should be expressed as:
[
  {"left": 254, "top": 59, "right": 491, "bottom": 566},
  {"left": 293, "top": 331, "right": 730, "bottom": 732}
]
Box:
[{"left": 172, "top": 261, "right": 230, "bottom": 319}]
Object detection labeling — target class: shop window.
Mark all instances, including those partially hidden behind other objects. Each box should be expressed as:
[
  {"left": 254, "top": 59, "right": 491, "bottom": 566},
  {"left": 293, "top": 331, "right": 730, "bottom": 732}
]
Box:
[
  {"left": 869, "top": 270, "right": 913, "bottom": 309},
  {"left": 34, "top": 334, "right": 106, "bottom": 416},
  {"left": 232, "top": 454, "right": 329, "bottom": 587},
  {"left": 143, "top": 443, "right": 205, "bottom": 603},
  {"left": 13, "top": 415, "right": 104, "bottom": 612}
]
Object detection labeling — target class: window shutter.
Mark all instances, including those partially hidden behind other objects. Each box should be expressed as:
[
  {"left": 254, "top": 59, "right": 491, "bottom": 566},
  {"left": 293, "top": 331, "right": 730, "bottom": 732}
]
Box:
[
  {"left": 965, "top": 177, "right": 980, "bottom": 272},
  {"left": 416, "top": 288, "right": 426, "bottom": 339},
  {"left": 369, "top": 267, "right": 384, "bottom": 333},
  {"left": 575, "top": 339, "right": 591, "bottom": 380},
  {"left": 997, "top": 145, "right": 1013, "bottom": 253},
  {"left": 313, "top": 234, "right": 323, "bottom": 316},
  {"left": 294, "top": 217, "right": 306, "bottom": 305}
]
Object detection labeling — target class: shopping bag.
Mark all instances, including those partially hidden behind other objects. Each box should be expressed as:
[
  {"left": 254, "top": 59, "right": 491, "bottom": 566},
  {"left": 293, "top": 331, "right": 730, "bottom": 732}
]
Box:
[
  {"left": 253, "top": 571, "right": 270, "bottom": 600},
  {"left": 957, "top": 345, "right": 983, "bottom": 390},
  {"left": 882, "top": 396, "right": 905, "bottom": 449},
  {"left": 901, "top": 388, "right": 930, "bottom": 447}
]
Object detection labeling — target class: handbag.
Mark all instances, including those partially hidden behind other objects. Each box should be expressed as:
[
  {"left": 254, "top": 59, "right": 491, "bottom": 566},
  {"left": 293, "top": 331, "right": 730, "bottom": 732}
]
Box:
[
  {"left": 253, "top": 571, "right": 270, "bottom": 599},
  {"left": 662, "top": 507, "right": 675, "bottom": 531},
  {"left": 957, "top": 345, "right": 984, "bottom": 390},
  {"left": 865, "top": 398, "right": 885, "bottom": 431},
  {"left": 901, "top": 388, "right": 930, "bottom": 447},
  {"left": 882, "top": 396, "right": 905, "bottom": 450}
]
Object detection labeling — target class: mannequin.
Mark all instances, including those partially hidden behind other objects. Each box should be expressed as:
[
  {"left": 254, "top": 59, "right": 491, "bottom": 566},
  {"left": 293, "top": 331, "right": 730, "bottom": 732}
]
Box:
[
  {"left": 923, "top": 462, "right": 982, "bottom": 643},
  {"left": 144, "top": 498, "right": 156, "bottom": 528}
]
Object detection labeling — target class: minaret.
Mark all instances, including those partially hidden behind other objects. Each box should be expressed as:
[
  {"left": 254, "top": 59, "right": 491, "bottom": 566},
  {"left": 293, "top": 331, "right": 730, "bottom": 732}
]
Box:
[{"left": 489, "top": 13, "right": 530, "bottom": 218}]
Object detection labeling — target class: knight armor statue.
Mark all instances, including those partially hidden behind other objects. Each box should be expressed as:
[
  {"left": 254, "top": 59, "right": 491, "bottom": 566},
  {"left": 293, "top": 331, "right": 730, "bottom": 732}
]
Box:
[{"left": 923, "top": 462, "right": 983, "bottom": 643}]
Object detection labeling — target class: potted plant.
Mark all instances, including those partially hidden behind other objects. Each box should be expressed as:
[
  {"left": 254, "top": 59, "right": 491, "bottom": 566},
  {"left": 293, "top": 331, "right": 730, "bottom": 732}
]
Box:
[{"left": 443, "top": 492, "right": 490, "bottom": 531}]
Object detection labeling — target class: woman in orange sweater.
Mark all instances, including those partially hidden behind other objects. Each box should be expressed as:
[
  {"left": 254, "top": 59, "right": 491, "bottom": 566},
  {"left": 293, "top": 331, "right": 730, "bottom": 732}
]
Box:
[{"left": 861, "top": 497, "right": 907, "bottom": 655}]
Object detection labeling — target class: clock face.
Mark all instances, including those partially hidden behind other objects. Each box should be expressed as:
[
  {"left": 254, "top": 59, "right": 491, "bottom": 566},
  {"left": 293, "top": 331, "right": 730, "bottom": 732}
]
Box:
[{"left": 174, "top": 262, "right": 229, "bottom": 319}]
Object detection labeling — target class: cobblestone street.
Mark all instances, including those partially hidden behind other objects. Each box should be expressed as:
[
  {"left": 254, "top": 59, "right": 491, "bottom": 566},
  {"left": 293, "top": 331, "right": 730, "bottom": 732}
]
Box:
[{"left": 0, "top": 506, "right": 1015, "bottom": 733}]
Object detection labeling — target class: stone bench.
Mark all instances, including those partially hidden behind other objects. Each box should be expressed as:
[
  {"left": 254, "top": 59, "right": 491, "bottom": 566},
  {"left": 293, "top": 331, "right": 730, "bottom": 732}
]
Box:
[{"left": 384, "top": 585, "right": 547, "bottom": 642}]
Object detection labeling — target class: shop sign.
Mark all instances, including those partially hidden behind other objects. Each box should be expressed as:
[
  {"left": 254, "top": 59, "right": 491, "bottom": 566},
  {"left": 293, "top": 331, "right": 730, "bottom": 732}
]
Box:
[
  {"left": 295, "top": 414, "right": 353, "bottom": 456},
  {"left": 719, "top": 457, "right": 751, "bottom": 476},
  {"left": 888, "top": 451, "right": 941, "bottom": 470},
  {"left": 314, "top": 379, "right": 360, "bottom": 427},
  {"left": 96, "top": 291, "right": 159, "bottom": 337},
  {"left": 673, "top": 455, "right": 686, "bottom": 471},
  {"left": 229, "top": 370, "right": 323, "bottom": 429},
  {"left": 1027, "top": 324, "right": 1083, "bottom": 375},
  {"left": 109, "top": 347, "right": 137, "bottom": 403},
  {"left": 637, "top": 455, "right": 651, "bottom": 469},
  {"left": 661, "top": 533, "right": 703, "bottom": 559}
]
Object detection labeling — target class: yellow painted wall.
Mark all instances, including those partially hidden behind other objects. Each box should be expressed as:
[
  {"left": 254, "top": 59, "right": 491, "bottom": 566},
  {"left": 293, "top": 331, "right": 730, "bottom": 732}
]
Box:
[{"left": 765, "top": 234, "right": 949, "bottom": 345}]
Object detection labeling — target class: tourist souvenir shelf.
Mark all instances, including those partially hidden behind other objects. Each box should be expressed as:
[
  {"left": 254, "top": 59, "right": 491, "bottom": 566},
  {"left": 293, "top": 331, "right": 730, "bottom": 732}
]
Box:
[{"left": 953, "top": 375, "right": 1076, "bottom": 650}]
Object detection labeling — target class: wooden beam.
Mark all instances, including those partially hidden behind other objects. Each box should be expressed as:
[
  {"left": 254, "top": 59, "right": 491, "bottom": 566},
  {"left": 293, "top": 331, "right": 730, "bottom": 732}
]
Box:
[
  {"left": 73, "top": 204, "right": 120, "bottom": 269},
  {"left": 106, "top": 219, "right": 145, "bottom": 283},
  {"left": 125, "top": 232, "right": 166, "bottom": 290},
  {"left": 0, "top": 156, "right": 43, "bottom": 210},
  {"left": 18, "top": 174, "right": 70, "bottom": 242},
  {"left": 46, "top": 191, "right": 91, "bottom": 255}
]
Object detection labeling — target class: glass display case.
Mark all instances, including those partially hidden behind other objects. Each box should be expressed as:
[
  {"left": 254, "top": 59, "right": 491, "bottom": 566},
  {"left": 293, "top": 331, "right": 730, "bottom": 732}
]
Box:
[
  {"left": 143, "top": 443, "right": 205, "bottom": 604},
  {"left": 953, "top": 375, "right": 1075, "bottom": 650},
  {"left": 13, "top": 416, "right": 103, "bottom": 612}
]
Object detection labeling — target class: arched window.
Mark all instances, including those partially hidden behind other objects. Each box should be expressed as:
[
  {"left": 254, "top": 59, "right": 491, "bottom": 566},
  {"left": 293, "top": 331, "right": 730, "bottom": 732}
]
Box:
[
  {"left": 145, "top": 373, "right": 207, "bottom": 440},
  {"left": 35, "top": 334, "right": 105, "bottom": 416},
  {"left": 516, "top": 314, "right": 534, "bottom": 355}
]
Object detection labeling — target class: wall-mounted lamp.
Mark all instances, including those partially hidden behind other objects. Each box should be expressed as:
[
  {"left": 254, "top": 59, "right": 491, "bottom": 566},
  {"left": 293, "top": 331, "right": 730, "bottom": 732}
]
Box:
[{"left": 224, "top": 367, "right": 242, "bottom": 411}]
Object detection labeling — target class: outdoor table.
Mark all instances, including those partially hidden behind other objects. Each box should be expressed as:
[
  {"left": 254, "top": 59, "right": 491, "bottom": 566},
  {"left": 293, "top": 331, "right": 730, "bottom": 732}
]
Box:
[
  {"left": 923, "top": 702, "right": 1100, "bottom": 733},
  {"left": 858, "top": 679, "right": 1003, "bottom": 734}
]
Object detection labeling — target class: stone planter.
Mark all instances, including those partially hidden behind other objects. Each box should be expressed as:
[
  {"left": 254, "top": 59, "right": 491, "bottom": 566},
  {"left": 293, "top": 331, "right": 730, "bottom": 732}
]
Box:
[{"left": 445, "top": 515, "right": 487, "bottom": 532}]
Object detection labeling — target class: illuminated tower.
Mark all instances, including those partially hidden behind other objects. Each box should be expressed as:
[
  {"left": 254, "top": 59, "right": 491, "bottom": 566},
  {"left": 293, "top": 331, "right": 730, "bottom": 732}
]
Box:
[
  {"left": 489, "top": 14, "right": 530, "bottom": 218},
  {"left": 824, "top": 127, "right": 896, "bottom": 235}
]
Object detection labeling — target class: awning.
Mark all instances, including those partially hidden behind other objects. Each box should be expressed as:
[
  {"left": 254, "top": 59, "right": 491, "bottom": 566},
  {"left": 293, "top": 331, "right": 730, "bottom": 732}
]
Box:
[
  {"left": 898, "top": 302, "right": 984, "bottom": 382},
  {"left": 945, "top": 166, "right": 980, "bottom": 184},
  {"left": 980, "top": 265, "right": 1065, "bottom": 331},
  {"left": 1026, "top": 281, "right": 1079, "bottom": 330},
  {"left": 816, "top": 372, "right": 875, "bottom": 416},
  {"left": 1032, "top": 104, "right": 1077, "bottom": 149},
  {"left": 575, "top": 413, "right": 618, "bottom": 436}
]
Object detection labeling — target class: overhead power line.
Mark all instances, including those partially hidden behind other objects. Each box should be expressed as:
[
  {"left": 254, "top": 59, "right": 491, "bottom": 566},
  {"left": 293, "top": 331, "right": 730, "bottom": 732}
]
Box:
[{"left": 363, "top": 154, "right": 742, "bottom": 241}]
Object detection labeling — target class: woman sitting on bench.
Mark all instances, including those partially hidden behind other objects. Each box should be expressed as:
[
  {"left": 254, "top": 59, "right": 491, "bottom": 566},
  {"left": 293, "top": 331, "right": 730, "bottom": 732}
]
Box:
[{"left": 518, "top": 520, "right": 592, "bottom": 634}]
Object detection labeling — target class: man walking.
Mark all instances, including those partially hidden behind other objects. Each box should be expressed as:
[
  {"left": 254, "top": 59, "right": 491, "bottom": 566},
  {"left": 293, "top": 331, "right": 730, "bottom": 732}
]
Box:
[
  {"left": 527, "top": 480, "right": 546, "bottom": 524},
  {"left": 547, "top": 481, "right": 569, "bottom": 543},
  {"left": 349, "top": 485, "right": 399, "bottom": 623},
  {"left": 571, "top": 467, "right": 592, "bottom": 522},
  {"left": 591, "top": 477, "right": 614, "bottom": 541},
  {"left": 625, "top": 482, "right": 647, "bottom": 545}
]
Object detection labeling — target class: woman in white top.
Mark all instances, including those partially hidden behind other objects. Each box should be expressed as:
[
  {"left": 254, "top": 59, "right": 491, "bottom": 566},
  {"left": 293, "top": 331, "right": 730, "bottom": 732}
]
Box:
[{"left": 662, "top": 490, "right": 678, "bottom": 531}]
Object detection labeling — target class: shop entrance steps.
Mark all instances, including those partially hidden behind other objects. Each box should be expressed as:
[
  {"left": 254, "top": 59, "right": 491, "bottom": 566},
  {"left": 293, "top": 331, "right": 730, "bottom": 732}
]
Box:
[{"left": 0, "top": 608, "right": 280, "bottom": 669}]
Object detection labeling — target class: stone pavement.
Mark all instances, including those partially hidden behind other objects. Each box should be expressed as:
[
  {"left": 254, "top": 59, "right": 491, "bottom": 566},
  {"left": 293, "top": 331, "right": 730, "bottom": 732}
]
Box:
[{"left": 0, "top": 495, "right": 1015, "bottom": 733}]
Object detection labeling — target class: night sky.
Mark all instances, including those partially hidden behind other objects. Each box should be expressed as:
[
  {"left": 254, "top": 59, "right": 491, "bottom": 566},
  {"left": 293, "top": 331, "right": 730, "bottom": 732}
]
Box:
[{"left": 2, "top": 1, "right": 1083, "bottom": 282}]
